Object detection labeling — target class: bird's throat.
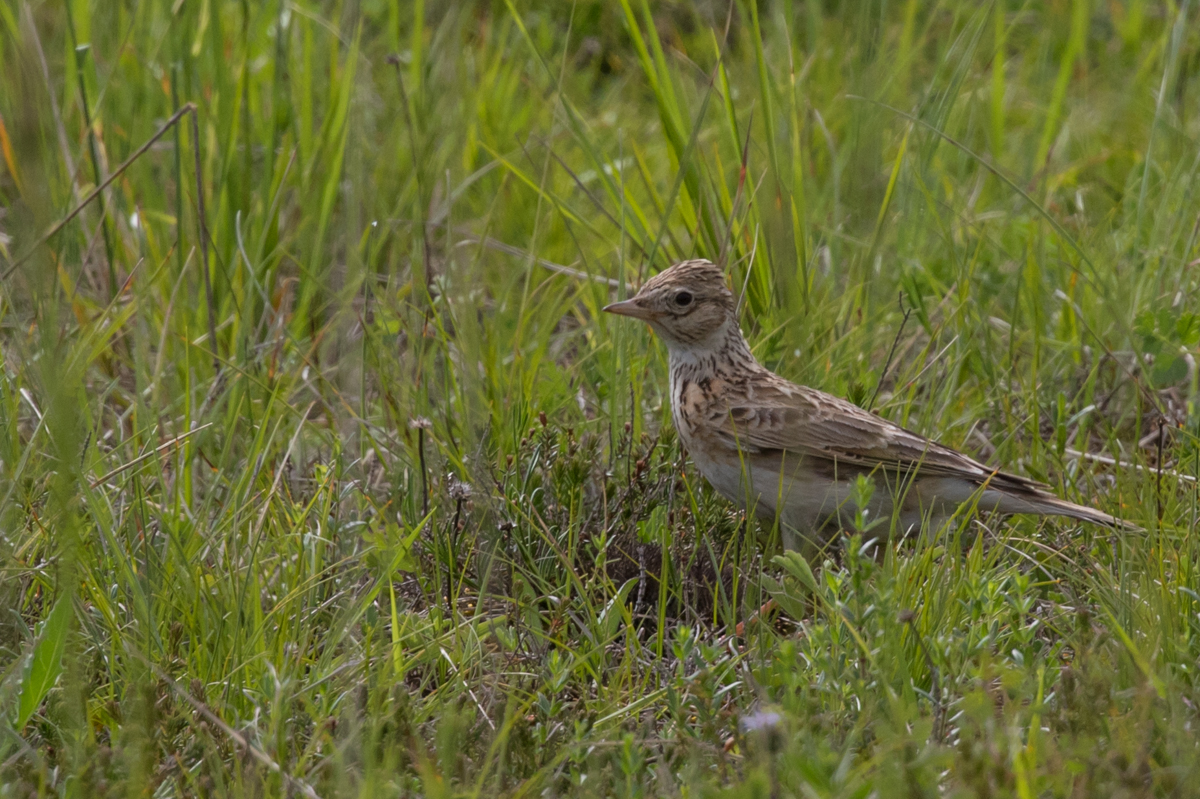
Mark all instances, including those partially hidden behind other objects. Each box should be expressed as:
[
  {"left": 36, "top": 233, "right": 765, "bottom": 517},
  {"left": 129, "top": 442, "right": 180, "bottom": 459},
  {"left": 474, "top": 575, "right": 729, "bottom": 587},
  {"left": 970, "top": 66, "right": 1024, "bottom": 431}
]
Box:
[{"left": 667, "top": 323, "right": 755, "bottom": 377}]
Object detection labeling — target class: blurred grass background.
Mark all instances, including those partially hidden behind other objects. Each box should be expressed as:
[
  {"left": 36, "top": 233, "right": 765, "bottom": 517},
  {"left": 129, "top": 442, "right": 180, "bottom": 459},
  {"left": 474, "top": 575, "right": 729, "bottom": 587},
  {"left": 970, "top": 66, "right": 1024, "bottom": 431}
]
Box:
[{"left": 2, "top": 0, "right": 1200, "bottom": 795}]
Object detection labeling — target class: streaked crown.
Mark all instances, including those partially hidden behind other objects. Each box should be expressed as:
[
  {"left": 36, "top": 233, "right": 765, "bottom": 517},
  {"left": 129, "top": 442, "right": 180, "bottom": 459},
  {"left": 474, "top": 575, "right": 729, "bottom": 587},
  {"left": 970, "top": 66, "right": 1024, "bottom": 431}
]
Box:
[{"left": 603, "top": 259, "right": 738, "bottom": 349}]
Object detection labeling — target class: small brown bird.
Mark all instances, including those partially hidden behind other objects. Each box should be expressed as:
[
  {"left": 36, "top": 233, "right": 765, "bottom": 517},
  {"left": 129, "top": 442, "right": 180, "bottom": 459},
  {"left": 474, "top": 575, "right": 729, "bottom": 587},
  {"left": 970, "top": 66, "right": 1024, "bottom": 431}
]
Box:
[{"left": 604, "top": 259, "right": 1123, "bottom": 554}]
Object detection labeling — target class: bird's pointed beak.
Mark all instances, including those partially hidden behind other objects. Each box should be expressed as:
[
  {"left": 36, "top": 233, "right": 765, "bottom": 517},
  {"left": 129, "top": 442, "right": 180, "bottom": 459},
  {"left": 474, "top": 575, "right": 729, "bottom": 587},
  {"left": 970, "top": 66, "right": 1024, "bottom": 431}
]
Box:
[{"left": 602, "top": 297, "right": 652, "bottom": 320}]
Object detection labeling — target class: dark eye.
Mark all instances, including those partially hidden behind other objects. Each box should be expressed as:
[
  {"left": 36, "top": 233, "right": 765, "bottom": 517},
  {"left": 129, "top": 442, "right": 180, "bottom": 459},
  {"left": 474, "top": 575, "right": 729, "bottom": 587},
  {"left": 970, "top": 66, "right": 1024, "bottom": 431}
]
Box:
[{"left": 675, "top": 291, "right": 693, "bottom": 307}]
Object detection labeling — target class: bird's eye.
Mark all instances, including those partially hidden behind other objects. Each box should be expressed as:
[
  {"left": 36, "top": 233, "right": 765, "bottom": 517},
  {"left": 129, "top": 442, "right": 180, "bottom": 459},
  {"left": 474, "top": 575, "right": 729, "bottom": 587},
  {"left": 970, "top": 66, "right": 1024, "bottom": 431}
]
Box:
[{"left": 675, "top": 291, "right": 693, "bottom": 307}]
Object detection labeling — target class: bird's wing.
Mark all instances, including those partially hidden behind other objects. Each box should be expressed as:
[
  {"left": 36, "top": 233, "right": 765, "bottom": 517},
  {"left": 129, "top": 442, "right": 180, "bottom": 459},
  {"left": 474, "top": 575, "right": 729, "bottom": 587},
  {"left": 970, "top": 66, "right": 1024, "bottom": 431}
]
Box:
[{"left": 707, "top": 375, "right": 1045, "bottom": 491}]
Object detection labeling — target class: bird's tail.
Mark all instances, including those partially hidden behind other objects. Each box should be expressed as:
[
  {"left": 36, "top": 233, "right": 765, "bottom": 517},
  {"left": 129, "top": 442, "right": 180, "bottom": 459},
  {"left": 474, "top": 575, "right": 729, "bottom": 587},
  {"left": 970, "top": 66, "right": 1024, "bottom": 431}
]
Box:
[{"left": 992, "top": 491, "right": 1140, "bottom": 531}]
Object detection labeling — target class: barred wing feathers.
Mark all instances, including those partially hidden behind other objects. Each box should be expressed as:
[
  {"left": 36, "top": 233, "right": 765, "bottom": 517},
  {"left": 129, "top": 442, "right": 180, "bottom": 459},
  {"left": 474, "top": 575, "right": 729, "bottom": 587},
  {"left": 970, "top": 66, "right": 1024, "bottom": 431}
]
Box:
[{"left": 704, "top": 376, "right": 1122, "bottom": 527}]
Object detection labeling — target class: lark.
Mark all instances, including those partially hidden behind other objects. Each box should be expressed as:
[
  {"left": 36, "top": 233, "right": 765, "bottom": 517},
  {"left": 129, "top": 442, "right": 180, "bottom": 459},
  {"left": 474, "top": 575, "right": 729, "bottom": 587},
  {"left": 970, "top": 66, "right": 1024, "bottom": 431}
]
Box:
[{"left": 604, "top": 259, "right": 1123, "bottom": 553}]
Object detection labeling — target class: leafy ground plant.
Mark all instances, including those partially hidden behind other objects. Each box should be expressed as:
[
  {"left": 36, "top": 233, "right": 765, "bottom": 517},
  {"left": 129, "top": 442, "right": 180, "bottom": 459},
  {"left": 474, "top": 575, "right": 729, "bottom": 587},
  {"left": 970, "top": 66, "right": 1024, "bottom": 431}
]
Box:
[{"left": 2, "top": 0, "right": 1200, "bottom": 796}]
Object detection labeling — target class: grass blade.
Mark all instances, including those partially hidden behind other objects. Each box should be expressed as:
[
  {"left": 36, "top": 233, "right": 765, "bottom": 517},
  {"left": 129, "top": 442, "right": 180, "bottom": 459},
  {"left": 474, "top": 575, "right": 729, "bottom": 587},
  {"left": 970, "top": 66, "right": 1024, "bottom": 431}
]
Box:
[{"left": 17, "top": 592, "right": 73, "bottom": 729}]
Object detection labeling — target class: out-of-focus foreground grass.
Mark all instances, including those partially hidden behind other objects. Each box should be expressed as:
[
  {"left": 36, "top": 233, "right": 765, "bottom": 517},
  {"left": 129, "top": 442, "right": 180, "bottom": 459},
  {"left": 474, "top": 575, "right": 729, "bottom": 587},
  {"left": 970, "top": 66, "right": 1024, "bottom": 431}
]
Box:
[{"left": 2, "top": 0, "right": 1200, "bottom": 795}]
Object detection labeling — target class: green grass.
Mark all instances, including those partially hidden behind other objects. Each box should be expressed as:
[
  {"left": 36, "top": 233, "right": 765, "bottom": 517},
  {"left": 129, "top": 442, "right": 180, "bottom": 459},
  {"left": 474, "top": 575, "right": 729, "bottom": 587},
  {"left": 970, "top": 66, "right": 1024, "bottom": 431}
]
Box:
[{"left": 2, "top": 0, "right": 1200, "bottom": 795}]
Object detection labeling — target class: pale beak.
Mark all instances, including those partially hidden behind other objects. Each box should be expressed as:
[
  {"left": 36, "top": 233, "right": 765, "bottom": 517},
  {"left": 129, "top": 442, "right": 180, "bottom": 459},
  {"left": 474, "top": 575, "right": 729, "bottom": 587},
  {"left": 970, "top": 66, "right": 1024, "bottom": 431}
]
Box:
[{"left": 602, "top": 298, "right": 653, "bottom": 320}]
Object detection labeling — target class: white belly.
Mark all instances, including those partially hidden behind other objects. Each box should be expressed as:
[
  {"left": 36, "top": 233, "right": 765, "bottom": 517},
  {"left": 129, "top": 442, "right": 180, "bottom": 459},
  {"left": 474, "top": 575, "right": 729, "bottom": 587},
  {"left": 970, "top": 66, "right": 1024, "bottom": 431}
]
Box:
[
  {"left": 685, "top": 444, "right": 941, "bottom": 548},
  {"left": 686, "top": 446, "right": 857, "bottom": 526}
]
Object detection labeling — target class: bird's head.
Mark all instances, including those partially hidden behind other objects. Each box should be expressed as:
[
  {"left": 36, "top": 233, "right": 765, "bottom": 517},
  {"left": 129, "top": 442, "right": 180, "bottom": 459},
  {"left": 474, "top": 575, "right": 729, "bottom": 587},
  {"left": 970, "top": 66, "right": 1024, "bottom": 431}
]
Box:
[{"left": 603, "top": 259, "right": 736, "bottom": 351}]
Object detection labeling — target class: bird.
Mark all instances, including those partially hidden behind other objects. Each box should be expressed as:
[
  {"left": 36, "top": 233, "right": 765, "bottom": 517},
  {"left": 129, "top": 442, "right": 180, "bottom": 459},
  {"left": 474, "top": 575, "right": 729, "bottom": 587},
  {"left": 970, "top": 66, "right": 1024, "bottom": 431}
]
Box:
[{"left": 603, "top": 258, "right": 1125, "bottom": 555}]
